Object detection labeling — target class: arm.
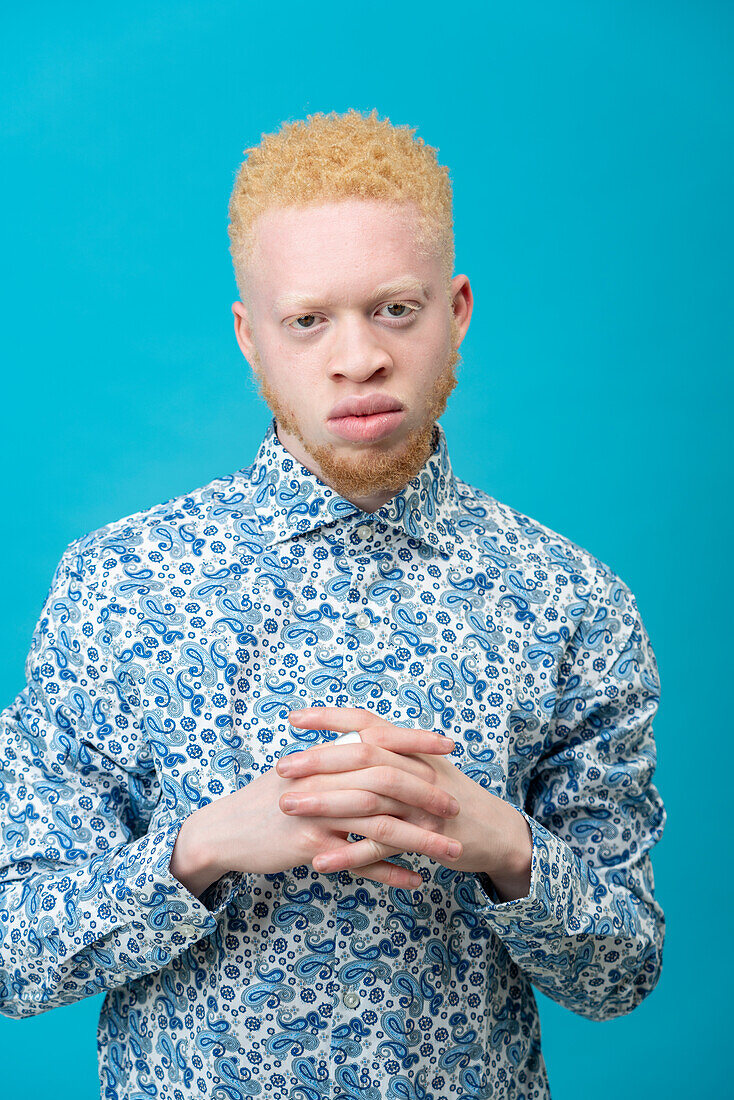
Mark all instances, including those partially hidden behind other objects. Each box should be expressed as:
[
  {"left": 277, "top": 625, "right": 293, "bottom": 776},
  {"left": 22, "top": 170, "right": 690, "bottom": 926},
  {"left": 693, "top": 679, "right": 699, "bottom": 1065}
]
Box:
[
  {"left": 0, "top": 540, "right": 245, "bottom": 1018},
  {"left": 461, "top": 567, "right": 667, "bottom": 1022}
]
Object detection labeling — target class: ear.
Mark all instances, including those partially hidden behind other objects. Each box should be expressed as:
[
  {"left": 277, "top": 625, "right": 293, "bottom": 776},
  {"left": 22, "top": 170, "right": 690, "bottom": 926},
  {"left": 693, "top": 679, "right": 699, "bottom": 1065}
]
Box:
[
  {"left": 232, "top": 301, "right": 257, "bottom": 363},
  {"left": 449, "top": 275, "right": 473, "bottom": 343}
]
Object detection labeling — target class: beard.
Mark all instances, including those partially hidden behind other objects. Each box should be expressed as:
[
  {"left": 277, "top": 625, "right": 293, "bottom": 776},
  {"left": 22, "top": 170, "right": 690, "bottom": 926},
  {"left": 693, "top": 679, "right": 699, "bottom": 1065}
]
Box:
[{"left": 248, "top": 313, "right": 461, "bottom": 502}]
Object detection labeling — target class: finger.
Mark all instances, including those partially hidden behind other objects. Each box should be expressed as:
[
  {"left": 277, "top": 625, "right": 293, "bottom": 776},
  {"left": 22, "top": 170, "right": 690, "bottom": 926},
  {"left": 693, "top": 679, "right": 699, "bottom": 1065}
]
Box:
[
  {"left": 352, "top": 861, "right": 423, "bottom": 889},
  {"left": 277, "top": 739, "right": 452, "bottom": 784},
  {"left": 314, "top": 816, "right": 463, "bottom": 870},
  {"left": 308, "top": 831, "right": 407, "bottom": 883},
  {"left": 310, "top": 826, "right": 421, "bottom": 887},
  {"left": 288, "top": 709, "right": 456, "bottom": 755},
  {"left": 288, "top": 706, "right": 391, "bottom": 731},
  {"left": 281, "top": 789, "right": 410, "bottom": 819},
  {"left": 281, "top": 771, "right": 460, "bottom": 818}
]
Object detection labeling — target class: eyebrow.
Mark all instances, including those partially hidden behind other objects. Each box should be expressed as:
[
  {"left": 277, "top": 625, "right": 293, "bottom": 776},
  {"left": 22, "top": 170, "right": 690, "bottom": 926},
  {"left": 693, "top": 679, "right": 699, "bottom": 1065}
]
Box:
[{"left": 273, "top": 275, "right": 432, "bottom": 315}]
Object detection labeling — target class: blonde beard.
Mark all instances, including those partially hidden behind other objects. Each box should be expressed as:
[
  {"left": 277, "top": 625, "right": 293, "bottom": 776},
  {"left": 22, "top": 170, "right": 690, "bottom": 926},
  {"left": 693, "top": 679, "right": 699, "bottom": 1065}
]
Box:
[{"left": 248, "top": 315, "right": 461, "bottom": 500}]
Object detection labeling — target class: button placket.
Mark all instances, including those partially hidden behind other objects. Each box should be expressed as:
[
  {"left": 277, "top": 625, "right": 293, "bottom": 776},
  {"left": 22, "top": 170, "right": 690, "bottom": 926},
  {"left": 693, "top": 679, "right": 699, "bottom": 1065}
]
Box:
[
  {"left": 344, "top": 550, "right": 371, "bottom": 657},
  {"left": 333, "top": 540, "right": 370, "bottom": 1054}
]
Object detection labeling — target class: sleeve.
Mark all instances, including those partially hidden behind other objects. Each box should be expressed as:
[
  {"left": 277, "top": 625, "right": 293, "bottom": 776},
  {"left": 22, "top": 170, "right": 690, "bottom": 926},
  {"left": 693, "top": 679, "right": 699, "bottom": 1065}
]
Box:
[
  {"left": 0, "top": 540, "right": 246, "bottom": 1019},
  {"left": 459, "top": 567, "right": 667, "bottom": 1022}
]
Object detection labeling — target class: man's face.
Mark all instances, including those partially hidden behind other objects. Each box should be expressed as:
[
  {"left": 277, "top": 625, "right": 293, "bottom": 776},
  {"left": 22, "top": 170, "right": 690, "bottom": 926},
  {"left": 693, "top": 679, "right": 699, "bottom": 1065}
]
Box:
[{"left": 232, "top": 199, "right": 472, "bottom": 511}]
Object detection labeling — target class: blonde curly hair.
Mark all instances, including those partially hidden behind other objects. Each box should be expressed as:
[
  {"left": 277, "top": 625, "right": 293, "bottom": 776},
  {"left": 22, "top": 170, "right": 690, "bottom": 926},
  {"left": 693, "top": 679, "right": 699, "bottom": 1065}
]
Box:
[{"left": 227, "top": 108, "right": 455, "bottom": 311}]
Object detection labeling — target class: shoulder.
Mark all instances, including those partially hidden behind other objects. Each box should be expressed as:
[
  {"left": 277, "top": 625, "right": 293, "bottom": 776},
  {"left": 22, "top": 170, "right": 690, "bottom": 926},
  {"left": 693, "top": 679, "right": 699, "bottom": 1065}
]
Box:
[
  {"left": 58, "top": 466, "right": 255, "bottom": 595},
  {"left": 451, "top": 477, "right": 637, "bottom": 613}
]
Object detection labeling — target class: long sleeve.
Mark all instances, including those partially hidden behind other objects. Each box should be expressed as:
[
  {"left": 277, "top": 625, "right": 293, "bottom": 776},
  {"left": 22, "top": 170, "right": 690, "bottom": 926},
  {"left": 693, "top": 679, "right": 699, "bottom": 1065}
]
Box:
[
  {"left": 0, "top": 540, "right": 245, "bottom": 1019},
  {"left": 461, "top": 567, "right": 667, "bottom": 1022}
]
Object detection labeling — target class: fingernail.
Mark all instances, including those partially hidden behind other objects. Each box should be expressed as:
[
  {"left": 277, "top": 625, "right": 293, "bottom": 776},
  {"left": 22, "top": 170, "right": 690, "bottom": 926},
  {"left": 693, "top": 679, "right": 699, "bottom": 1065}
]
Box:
[
  {"left": 447, "top": 842, "right": 461, "bottom": 857},
  {"left": 281, "top": 797, "right": 298, "bottom": 810},
  {"left": 449, "top": 798, "right": 460, "bottom": 814}
]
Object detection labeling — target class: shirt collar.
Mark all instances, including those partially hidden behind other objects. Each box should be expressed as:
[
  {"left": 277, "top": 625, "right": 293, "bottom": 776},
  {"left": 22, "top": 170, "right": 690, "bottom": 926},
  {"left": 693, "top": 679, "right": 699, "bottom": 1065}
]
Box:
[{"left": 246, "top": 416, "right": 460, "bottom": 558}]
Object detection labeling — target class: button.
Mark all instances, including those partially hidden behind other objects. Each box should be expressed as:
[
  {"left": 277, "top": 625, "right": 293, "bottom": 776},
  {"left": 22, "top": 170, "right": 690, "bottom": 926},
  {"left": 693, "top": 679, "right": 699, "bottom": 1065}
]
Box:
[
  {"left": 354, "top": 613, "right": 369, "bottom": 629},
  {"left": 343, "top": 990, "right": 361, "bottom": 1008},
  {"left": 355, "top": 524, "right": 371, "bottom": 538}
]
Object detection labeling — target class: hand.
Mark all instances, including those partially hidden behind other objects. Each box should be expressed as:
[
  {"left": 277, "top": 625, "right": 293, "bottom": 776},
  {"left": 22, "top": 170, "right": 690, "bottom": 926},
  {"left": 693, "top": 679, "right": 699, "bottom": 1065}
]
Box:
[
  {"left": 199, "top": 715, "right": 459, "bottom": 891},
  {"left": 283, "top": 706, "right": 525, "bottom": 884},
  {"left": 278, "top": 708, "right": 463, "bottom": 886}
]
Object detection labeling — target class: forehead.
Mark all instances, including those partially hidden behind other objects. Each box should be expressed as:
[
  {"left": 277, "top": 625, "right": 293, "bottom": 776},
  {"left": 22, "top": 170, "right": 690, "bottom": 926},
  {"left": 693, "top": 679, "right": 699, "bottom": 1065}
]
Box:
[{"left": 249, "top": 199, "right": 437, "bottom": 302}]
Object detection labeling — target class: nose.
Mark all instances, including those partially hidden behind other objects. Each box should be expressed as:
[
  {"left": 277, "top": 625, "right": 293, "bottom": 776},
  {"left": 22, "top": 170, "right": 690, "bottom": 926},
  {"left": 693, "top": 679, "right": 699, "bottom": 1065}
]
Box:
[{"left": 328, "top": 314, "right": 393, "bottom": 382}]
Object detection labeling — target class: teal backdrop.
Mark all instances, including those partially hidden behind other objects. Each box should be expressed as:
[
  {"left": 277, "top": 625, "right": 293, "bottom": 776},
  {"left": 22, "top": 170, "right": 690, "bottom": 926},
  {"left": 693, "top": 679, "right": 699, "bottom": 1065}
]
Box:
[{"left": 1, "top": 2, "right": 731, "bottom": 1097}]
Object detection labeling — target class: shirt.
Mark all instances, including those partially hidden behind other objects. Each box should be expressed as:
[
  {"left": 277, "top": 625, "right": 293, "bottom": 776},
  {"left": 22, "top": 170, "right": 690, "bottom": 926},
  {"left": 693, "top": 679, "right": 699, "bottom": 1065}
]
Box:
[{"left": 0, "top": 415, "right": 667, "bottom": 1100}]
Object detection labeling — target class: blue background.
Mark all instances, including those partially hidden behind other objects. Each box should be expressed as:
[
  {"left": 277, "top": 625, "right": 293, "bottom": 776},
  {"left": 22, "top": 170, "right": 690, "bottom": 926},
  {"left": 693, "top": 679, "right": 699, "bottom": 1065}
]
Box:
[{"left": 1, "top": 2, "right": 730, "bottom": 1096}]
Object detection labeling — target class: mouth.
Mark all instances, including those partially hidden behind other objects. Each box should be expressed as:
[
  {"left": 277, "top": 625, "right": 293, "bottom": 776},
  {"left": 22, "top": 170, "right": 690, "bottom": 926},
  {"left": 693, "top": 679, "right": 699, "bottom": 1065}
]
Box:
[{"left": 327, "top": 408, "right": 406, "bottom": 443}]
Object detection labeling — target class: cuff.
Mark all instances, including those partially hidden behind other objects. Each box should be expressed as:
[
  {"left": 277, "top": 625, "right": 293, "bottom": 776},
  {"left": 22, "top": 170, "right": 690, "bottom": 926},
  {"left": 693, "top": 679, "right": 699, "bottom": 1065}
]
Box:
[
  {"left": 458, "top": 803, "right": 575, "bottom": 937},
  {"left": 105, "top": 820, "right": 245, "bottom": 945}
]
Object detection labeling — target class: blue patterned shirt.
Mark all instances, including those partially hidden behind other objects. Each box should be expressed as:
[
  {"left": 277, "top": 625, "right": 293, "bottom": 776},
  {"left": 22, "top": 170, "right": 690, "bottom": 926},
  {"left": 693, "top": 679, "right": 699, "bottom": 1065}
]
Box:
[{"left": 0, "top": 416, "right": 666, "bottom": 1099}]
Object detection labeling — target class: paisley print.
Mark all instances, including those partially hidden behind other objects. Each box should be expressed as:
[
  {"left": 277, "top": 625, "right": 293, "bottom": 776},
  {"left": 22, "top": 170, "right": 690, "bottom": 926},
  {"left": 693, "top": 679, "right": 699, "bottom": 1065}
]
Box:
[{"left": 0, "top": 416, "right": 666, "bottom": 1099}]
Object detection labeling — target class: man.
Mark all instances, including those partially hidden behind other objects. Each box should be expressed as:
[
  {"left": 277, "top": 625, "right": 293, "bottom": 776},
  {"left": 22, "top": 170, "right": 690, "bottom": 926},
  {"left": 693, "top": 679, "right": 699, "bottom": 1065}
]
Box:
[{"left": 0, "top": 109, "right": 666, "bottom": 1100}]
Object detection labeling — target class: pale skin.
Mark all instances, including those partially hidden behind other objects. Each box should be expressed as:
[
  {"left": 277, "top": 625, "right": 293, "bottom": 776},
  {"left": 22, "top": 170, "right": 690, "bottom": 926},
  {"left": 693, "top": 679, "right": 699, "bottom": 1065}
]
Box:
[{"left": 169, "top": 198, "right": 533, "bottom": 901}]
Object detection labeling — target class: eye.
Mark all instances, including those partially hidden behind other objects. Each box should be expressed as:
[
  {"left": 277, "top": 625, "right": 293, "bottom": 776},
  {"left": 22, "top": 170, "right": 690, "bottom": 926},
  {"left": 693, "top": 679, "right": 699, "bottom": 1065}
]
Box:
[
  {"left": 378, "top": 302, "right": 418, "bottom": 323},
  {"left": 288, "top": 313, "right": 322, "bottom": 331},
  {"left": 285, "top": 301, "right": 420, "bottom": 334}
]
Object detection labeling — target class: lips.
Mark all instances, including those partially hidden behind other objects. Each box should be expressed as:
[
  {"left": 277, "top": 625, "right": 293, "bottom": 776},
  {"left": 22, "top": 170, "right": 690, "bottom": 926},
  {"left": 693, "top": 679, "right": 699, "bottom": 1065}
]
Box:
[
  {"left": 328, "top": 392, "right": 404, "bottom": 419},
  {"left": 327, "top": 408, "right": 406, "bottom": 443}
]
